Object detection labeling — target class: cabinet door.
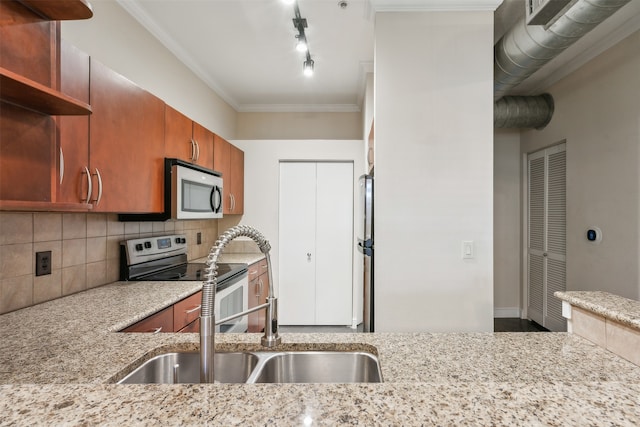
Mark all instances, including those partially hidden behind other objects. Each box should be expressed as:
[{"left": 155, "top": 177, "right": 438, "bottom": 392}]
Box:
[
  {"left": 164, "top": 105, "right": 193, "bottom": 163},
  {"left": 57, "top": 40, "right": 90, "bottom": 205},
  {"left": 229, "top": 143, "right": 244, "bottom": 214},
  {"left": 192, "top": 122, "right": 214, "bottom": 170},
  {"left": 89, "top": 59, "right": 165, "bottom": 213},
  {"left": 213, "top": 135, "right": 231, "bottom": 213}
]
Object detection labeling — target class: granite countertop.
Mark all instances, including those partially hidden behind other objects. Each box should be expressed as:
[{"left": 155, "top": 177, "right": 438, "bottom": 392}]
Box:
[
  {"left": 556, "top": 290, "right": 640, "bottom": 330},
  {"left": 1, "top": 283, "right": 640, "bottom": 425}
]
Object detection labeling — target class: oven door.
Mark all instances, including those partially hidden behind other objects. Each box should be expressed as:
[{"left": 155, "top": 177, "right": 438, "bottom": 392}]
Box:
[{"left": 215, "top": 273, "right": 248, "bottom": 333}]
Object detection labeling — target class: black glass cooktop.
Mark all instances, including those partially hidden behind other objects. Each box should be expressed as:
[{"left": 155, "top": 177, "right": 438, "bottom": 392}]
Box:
[{"left": 138, "top": 262, "right": 247, "bottom": 285}]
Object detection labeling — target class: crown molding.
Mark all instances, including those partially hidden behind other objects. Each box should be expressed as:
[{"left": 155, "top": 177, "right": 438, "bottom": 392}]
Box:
[
  {"left": 370, "top": 0, "right": 503, "bottom": 12},
  {"left": 116, "top": 0, "right": 241, "bottom": 111},
  {"left": 237, "top": 104, "right": 362, "bottom": 114}
]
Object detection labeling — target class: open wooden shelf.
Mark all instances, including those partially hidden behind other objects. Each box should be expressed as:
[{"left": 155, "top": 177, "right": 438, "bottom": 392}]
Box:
[
  {"left": 18, "top": 0, "right": 93, "bottom": 20},
  {"left": 0, "top": 67, "right": 91, "bottom": 115}
]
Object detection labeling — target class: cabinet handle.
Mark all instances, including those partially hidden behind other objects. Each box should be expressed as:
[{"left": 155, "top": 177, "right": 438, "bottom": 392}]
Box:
[
  {"left": 82, "top": 166, "right": 93, "bottom": 203},
  {"left": 152, "top": 327, "right": 162, "bottom": 334},
  {"left": 230, "top": 194, "right": 235, "bottom": 211},
  {"left": 190, "top": 139, "right": 197, "bottom": 162},
  {"left": 185, "top": 305, "right": 201, "bottom": 314},
  {"left": 258, "top": 278, "right": 264, "bottom": 297},
  {"left": 92, "top": 168, "right": 103, "bottom": 206},
  {"left": 307, "top": 253, "right": 311, "bottom": 261},
  {"left": 195, "top": 140, "right": 200, "bottom": 161},
  {"left": 59, "top": 148, "right": 65, "bottom": 185}
]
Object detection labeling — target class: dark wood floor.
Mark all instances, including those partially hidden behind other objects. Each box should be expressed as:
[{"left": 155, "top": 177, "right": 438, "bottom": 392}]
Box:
[{"left": 494, "top": 318, "right": 549, "bottom": 332}]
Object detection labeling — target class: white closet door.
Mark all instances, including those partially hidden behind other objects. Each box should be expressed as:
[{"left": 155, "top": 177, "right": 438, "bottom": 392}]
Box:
[
  {"left": 315, "top": 162, "right": 353, "bottom": 324},
  {"left": 527, "top": 143, "right": 566, "bottom": 332},
  {"left": 545, "top": 146, "right": 567, "bottom": 331},
  {"left": 279, "top": 161, "right": 354, "bottom": 325},
  {"left": 279, "top": 162, "right": 317, "bottom": 325},
  {"left": 527, "top": 152, "right": 546, "bottom": 326}
]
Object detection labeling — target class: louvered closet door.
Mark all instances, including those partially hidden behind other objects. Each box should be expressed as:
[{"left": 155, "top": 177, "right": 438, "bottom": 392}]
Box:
[{"left": 527, "top": 143, "right": 566, "bottom": 332}]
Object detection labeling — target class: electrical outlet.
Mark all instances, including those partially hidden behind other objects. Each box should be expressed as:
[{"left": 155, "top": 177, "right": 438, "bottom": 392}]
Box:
[
  {"left": 36, "top": 251, "right": 52, "bottom": 276},
  {"left": 197, "top": 232, "right": 202, "bottom": 245}
]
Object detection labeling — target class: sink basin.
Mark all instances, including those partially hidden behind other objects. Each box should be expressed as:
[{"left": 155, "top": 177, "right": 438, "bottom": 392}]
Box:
[
  {"left": 118, "top": 352, "right": 259, "bottom": 384},
  {"left": 251, "top": 351, "right": 382, "bottom": 383},
  {"left": 117, "top": 350, "right": 382, "bottom": 384}
]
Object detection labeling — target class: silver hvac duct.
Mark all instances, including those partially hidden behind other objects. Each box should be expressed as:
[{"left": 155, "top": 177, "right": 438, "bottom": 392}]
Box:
[
  {"left": 494, "top": 94, "right": 554, "bottom": 129},
  {"left": 493, "top": 0, "right": 631, "bottom": 128}
]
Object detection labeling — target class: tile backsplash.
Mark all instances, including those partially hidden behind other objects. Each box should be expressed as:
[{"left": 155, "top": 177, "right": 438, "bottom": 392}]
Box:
[{"left": 0, "top": 212, "right": 218, "bottom": 314}]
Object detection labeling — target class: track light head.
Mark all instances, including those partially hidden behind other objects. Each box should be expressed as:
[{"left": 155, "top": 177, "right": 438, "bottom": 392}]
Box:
[{"left": 303, "top": 58, "right": 314, "bottom": 77}]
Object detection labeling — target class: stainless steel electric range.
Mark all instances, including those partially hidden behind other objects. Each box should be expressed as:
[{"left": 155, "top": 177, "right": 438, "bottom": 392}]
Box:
[{"left": 120, "top": 234, "right": 248, "bottom": 332}]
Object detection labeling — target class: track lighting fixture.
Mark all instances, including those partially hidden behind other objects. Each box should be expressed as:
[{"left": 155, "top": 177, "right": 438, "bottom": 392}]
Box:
[
  {"left": 303, "top": 57, "right": 314, "bottom": 77},
  {"left": 286, "top": 0, "right": 314, "bottom": 76},
  {"left": 295, "top": 35, "right": 308, "bottom": 52}
]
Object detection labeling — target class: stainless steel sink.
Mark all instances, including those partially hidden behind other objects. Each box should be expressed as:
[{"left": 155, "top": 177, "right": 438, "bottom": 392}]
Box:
[
  {"left": 251, "top": 351, "right": 382, "bottom": 383},
  {"left": 118, "top": 352, "right": 259, "bottom": 384},
  {"left": 117, "top": 351, "right": 382, "bottom": 384}
]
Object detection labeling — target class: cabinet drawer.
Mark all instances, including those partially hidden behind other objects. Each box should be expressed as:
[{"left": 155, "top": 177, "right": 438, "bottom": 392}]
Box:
[
  {"left": 174, "top": 291, "right": 202, "bottom": 332},
  {"left": 122, "top": 306, "right": 174, "bottom": 333},
  {"left": 177, "top": 317, "right": 200, "bottom": 333}
]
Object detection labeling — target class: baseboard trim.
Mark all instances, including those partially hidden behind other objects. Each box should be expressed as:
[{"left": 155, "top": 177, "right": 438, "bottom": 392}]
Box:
[{"left": 494, "top": 307, "right": 521, "bottom": 318}]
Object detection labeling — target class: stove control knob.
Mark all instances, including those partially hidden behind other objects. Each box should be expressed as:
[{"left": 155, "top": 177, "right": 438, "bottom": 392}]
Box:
[
  {"left": 175, "top": 237, "right": 182, "bottom": 244},
  {"left": 180, "top": 237, "right": 187, "bottom": 244},
  {"left": 144, "top": 241, "right": 152, "bottom": 249},
  {"left": 135, "top": 243, "right": 143, "bottom": 251}
]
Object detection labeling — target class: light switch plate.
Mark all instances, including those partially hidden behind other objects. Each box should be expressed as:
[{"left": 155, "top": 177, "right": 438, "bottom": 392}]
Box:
[{"left": 462, "top": 241, "right": 474, "bottom": 259}]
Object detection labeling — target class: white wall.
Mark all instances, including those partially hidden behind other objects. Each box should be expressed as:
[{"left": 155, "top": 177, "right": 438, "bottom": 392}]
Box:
[
  {"left": 62, "top": 0, "right": 237, "bottom": 139},
  {"left": 223, "top": 140, "right": 366, "bottom": 326},
  {"left": 521, "top": 30, "right": 640, "bottom": 300},
  {"left": 374, "top": 11, "right": 494, "bottom": 332},
  {"left": 236, "top": 113, "right": 362, "bottom": 140},
  {"left": 494, "top": 130, "right": 521, "bottom": 317}
]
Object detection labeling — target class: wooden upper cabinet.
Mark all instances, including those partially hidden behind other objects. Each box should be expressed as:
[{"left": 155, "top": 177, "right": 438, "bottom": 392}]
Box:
[
  {"left": 213, "top": 135, "right": 244, "bottom": 215},
  {"left": 192, "top": 121, "right": 214, "bottom": 170},
  {"left": 229, "top": 143, "right": 244, "bottom": 214},
  {"left": 164, "top": 105, "right": 193, "bottom": 162},
  {"left": 0, "top": 1, "right": 92, "bottom": 211},
  {"left": 89, "top": 59, "right": 165, "bottom": 213},
  {"left": 165, "top": 105, "right": 214, "bottom": 170},
  {"left": 57, "top": 40, "right": 91, "bottom": 206}
]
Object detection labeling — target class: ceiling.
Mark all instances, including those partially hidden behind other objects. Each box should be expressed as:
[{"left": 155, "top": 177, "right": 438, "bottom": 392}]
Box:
[{"left": 119, "top": 0, "right": 640, "bottom": 113}]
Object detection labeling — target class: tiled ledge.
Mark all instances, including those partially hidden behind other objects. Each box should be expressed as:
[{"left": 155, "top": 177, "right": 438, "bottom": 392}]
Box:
[{"left": 556, "top": 291, "right": 640, "bottom": 366}]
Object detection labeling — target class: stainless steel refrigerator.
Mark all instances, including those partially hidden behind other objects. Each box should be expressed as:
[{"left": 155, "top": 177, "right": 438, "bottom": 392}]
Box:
[{"left": 357, "top": 174, "right": 374, "bottom": 332}]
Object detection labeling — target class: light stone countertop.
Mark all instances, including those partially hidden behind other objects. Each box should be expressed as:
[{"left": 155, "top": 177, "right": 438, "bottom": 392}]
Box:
[
  {"left": 1, "top": 282, "right": 640, "bottom": 425},
  {"left": 556, "top": 290, "right": 640, "bottom": 330}
]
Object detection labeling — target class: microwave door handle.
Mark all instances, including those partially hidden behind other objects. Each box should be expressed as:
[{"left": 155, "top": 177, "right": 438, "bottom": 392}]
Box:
[{"left": 211, "top": 186, "right": 222, "bottom": 213}]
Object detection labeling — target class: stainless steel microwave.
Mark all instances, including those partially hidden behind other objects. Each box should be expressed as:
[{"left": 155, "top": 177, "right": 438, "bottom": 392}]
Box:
[{"left": 119, "top": 158, "right": 223, "bottom": 221}]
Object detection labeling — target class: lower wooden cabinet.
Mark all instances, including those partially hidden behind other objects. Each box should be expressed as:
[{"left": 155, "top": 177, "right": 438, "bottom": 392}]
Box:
[
  {"left": 121, "top": 291, "right": 202, "bottom": 333},
  {"left": 121, "top": 306, "right": 174, "bottom": 333},
  {"left": 173, "top": 291, "right": 202, "bottom": 332},
  {"left": 248, "top": 259, "right": 269, "bottom": 333}
]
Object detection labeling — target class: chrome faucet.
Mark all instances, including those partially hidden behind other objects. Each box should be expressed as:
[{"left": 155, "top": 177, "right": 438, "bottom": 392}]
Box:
[{"left": 200, "top": 225, "right": 281, "bottom": 383}]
